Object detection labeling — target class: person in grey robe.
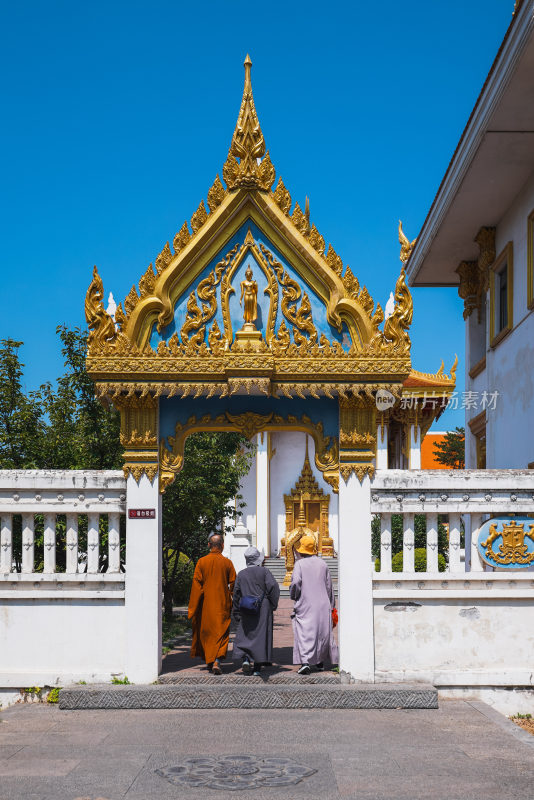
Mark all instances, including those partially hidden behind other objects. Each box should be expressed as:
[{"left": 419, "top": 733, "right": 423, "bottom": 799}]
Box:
[
  {"left": 232, "top": 547, "right": 280, "bottom": 675},
  {"left": 289, "top": 534, "right": 338, "bottom": 675}
]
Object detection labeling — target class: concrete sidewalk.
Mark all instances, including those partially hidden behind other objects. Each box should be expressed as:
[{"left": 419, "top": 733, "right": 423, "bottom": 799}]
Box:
[{"left": 0, "top": 700, "right": 533, "bottom": 800}]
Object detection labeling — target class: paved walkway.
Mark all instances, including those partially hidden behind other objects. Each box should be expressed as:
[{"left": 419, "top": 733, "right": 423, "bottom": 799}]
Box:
[
  {"left": 161, "top": 598, "right": 339, "bottom": 677},
  {"left": 0, "top": 700, "right": 533, "bottom": 799}
]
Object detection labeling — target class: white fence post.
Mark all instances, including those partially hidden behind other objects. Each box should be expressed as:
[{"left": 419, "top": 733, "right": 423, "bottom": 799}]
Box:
[
  {"left": 426, "top": 512, "right": 439, "bottom": 573},
  {"left": 403, "top": 513, "right": 415, "bottom": 572},
  {"left": 449, "top": 513, "right": 462, "bottom": 573},
  {"left": 470, "top": 513, "right": 485, "bottom": 572},
  {"left": 108, "top": 512, "right": 121, "bottom": 573},
  {"left": 1, "top": 516, "right": 12, "bottom": 572},
  {"left": 21, "top": 513, "right": 34, "bottom": 573},
  {"left": 338, "top": 472, "right": 374, "bottom": 681},
  {"left": 66, "top": 513, "right": 79, "bottom": 574},
  {"left": 87, "top": 513, "right": 100, "bottom": 574},
  {"left": 125, "top": 473, "right": 162, "bottom": 683},
  {"left": 380, "top": 513, "right": 392, "bottom": 573},
  {"left": 43, "top": 513, "right": 56, "bottom": 573}
]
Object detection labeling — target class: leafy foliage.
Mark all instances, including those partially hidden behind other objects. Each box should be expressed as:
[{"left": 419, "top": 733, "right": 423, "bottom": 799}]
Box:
[
  {"left": 375, "top": 548, "right": 446, "bottom": 572},
  {"left": 433, "top": 427, "right": 465, "bottom": 469},
  {"left": 162, "top": 433, "right": 254, "bottom": 616},
  {"left": 0, "top": 329, "right": 251, "bottom": 594},
  {"left": 371, "top": 514, "right": 449, "bottom": 560},
  {"left": 0, "top": 339, "right": 44, "bottom": 468}
]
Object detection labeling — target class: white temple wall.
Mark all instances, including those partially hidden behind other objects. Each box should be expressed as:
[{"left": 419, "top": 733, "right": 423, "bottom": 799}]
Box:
[
  {"left": 465, "top": 168, "right": 534, "bottom": 469},
  {"left": 236, "top": 446, "right": 258, "bottom": 547},
  {"left": 269, "top": 432, "right": 338, "bottom": 557}
]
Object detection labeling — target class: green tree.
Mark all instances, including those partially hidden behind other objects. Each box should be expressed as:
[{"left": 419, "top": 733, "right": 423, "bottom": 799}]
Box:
[
  {"left": 371, "top": 514, "right": 449, "bottom": 560},
  {"left": 162, "top": 432, "right": 254, "bottom": 617},
  {"left": 36, "top": 326, "right": 122, "bottom": 469},
  {"left": 433, "top": 427, "right": 465, "bottom": 469},
  {"left": 0, "top": 339, "right": 44, "bottom": 468}
]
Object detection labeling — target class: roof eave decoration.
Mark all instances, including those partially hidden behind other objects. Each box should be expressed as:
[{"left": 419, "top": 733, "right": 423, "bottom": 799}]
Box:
[{"left": 85, "top": 56, "right": 417, "bottom": 395}]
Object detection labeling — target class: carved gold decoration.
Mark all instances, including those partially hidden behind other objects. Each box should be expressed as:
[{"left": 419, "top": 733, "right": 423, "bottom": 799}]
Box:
[
  {"left": 309, "top": 224, "right": 325, "bottom": 256},
  {"left": 155, "top": 242, "right": 173, "bottom": 275},
  {"left": 399, "top": 220, "right": 416, "bottom": 263},
  {"left": 291, "top": 202, "right": 309, "bottom": 235},
  {"left": 273, "top": 177, "right": 291, "bottom": 215},
  {"left": 326, "top": 245, "right": 343, "bottom": 277},
  {"left": 455, "top": 227, "right": 496, "bottom": 320},
  {"left": 259, "top": 243, "right": 318, "bottom": 344},
  {"left": 124, "top": 284, "right": 140, "bottom": 317},
  {"left": 481, "top": 521, "right": 534, "bottom": 566},
  {"left": 282, "top": 437, "right": 333, "bottom": 572},
  {"left": 342, "top": 266, "right": 359, "bottom": 298},
  {"left": 207, "top": 175, "right": 226, "bottom": 213},
  {"left": 220, "top": 236, "right": 278, "bottom": 346},
  {"left": 159, "top": 412, "right": 338, "bottom": 493},
  {"left": 223, "top": 55, "right": 275, "bottom": 191},
  {"left": 338, "top": 395, "right": 376, "bottom": 484},
  {"left": 378, "top": 267, "right": 413, "bottom": 356},
  {"left": 180, "top": 243, "right": 240, "bottom": 344},
  {"left": 456, "top": 260, "right": 479, "bottom": 320},
  {"left": 173, "top": 222, "right": 191, "bottom": 254},
  {"left": 113, "top": 394, "right": 158, "bottom": 484},
  {"left": 138, "top": 263, "right": 156, "bottom": 299},
  {"left": 191, "top": 200, "right": 208, "bottom": 233},
  {"left": 85, "top": 266, "right": 118, "bottom": 349},
  {"left": 239, "top": 265, "right": 258, "bottom": 326}
]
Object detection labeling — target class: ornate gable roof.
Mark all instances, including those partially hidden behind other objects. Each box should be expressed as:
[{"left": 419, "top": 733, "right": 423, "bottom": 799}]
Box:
[{"left": 85, "top": 56, "right": 416, "bottom": 400}]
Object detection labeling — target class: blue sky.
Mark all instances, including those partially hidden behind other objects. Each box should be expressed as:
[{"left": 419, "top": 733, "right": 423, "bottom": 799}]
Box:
[{"left": 0, "top": 0, "right": 514, "bottom": 429}]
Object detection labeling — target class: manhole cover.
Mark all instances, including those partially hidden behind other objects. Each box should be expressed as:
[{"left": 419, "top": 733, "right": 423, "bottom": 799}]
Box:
[{"left": 156, "top": 754, "right": 316, "bottom": 790}]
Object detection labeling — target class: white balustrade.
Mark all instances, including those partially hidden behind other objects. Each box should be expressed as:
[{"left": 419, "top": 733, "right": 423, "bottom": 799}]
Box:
[
  {"left": 403, "top": 512, "right": 415, "bottom": 572},
  {"left": 1, "top": 515, "right": 12, "bottom": 571},
  {"left": 21, "top": 513, "right": 34, "bottom": 573},
  {"left": 108, "top": 512, "right": 121, "bottom": 573},
  {"left": 426, "top": 512, "right": 438, "bottom": 573},
  {"left": 379, "top": 513, "right": 392, "bottom": 573},
  {"left": 0, "top": 471, "right": 126, "bottom": 584},
  {"left": 371, "top": 470, "right": 534, "bottom": 577}
]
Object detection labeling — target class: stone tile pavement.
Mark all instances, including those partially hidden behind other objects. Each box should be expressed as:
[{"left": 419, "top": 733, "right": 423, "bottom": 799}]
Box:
[
  {"left": 0, "top": 699, "right": 533, "bottom": 800},
  {"left": 162, "top": 598, "right": 339, "bottom": 677}
]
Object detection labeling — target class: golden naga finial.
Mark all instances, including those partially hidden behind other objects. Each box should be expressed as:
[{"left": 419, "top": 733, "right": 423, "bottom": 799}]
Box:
[
  {"left": 223, "top": 55, "right": 275, "bottom": 191},
  {"left": 398, "top": 220, "right": 417, "bottom": 264},
  {"left": 85, "top": 266, "right": 117, "bottom": 351}
]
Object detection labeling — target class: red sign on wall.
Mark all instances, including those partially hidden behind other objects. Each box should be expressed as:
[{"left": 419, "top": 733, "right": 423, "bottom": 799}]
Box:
[{"left": 128, "top": 509, "right": 156, "bottom": 519}]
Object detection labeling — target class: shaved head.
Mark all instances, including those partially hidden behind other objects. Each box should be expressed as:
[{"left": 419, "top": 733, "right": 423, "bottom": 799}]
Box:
[{"left": 209, "top": 534, "right": 223, "bottom": 551}]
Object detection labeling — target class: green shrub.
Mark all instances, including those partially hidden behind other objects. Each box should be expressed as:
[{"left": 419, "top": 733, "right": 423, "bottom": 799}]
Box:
[
  {"left": 164, "top": 551, "right": 194, "bottom": 605},
  {"left": 372, "top": 514, "right": 451, "bottom": 560},
  {"left": 111, "top": 675, "right": 130, "bottom": 685},
  {"left": 46, "top": 688, "right": 60, "bottom": 704},
  {"left": 375, "top": 548, "right": 446, "bottom": 572}
]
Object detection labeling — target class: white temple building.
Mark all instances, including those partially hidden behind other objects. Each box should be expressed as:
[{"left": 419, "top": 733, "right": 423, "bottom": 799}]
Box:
[{"left": 406, "top": 0, "right": 534, "bottom": 470}]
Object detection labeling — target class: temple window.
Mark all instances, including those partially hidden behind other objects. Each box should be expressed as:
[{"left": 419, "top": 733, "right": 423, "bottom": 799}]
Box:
[
  {"left": 469, "top": 411, "right": 486, "bottom": 469},
  {"left": 490, "top": 242, "right": 513, "bottom": 347}
]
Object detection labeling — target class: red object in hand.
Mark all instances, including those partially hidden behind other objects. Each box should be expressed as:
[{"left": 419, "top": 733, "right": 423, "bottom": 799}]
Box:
[{"left": 332, "top": 607, "right": 338, "bottom": 628}]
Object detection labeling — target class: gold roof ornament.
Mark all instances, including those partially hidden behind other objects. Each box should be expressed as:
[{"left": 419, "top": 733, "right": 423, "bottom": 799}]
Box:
[
  {"left": 398, "top": 220, "right": 416, "bottom": 264},
  {"left": 223, "top": 55, "right": 275, "bottom": 191}
]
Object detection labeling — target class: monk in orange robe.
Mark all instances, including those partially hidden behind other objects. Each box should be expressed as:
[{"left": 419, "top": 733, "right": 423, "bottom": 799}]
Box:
[{"left": 188, "top": 534, "right": 236, "bottom": 674}]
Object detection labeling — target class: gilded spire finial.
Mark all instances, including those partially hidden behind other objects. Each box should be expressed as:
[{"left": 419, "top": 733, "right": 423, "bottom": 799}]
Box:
[
  {"left": 222, "top": 55, "right": 275, "bottom": 192},
  {"left": 298, "top": 492, "right": 307, "bottom": 528},
  {"left": 399, "top": 220, "right": 417, "bottom": 264}
]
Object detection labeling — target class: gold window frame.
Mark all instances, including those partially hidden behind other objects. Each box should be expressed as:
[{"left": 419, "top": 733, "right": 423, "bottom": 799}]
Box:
[{"left": 489, "top": 242, "right": 513, "bottom": 348}]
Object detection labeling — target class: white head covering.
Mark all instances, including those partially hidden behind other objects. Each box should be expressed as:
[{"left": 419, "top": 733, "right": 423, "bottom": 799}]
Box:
[{"left": 244, "top": 546, "right": 264, "bottom": 567}]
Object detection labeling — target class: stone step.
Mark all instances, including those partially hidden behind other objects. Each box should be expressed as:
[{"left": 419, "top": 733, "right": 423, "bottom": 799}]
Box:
[{"left": 58, "top": 682, "right": 437, "bottom": 710}]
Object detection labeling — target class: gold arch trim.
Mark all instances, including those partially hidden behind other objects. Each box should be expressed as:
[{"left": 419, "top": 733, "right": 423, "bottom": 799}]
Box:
[{"left": 159, "top": 412, "right": 339, "bottom": 494}]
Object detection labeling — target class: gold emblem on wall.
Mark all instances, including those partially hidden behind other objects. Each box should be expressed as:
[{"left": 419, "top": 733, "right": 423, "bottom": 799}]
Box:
[{"left": 480, "top": 520, "right": 534, "bottom": 566}]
